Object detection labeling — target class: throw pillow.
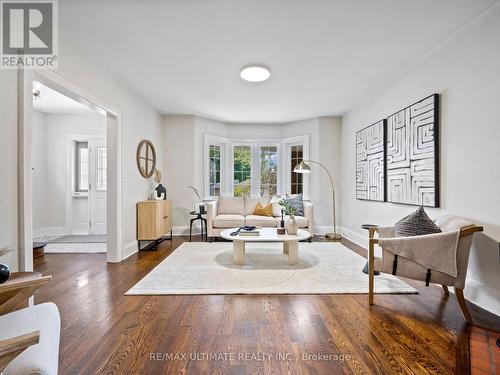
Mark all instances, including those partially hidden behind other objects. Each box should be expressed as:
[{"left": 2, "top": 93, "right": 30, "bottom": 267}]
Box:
[
  {"left": 285, "top": 193, "right": 304, "bottom": 216},
  {"left": 270, "top": 195, "right": 285, "bottom": 217},
  {"left": 253, "top": 202, "right": 273, "bottom": 217},
  {"left": 395, "top": 207, "right": 441, "bottom": 237}
]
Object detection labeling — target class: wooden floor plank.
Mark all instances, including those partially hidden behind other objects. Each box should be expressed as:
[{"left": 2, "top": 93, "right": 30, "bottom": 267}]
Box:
[{"left": 32, "top": 235, "right": 500, "bottom": 374}]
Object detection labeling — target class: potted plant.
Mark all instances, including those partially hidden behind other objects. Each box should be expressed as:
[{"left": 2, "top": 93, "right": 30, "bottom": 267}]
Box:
[{"left": 278, "top": 197, "right": 298, "bottom": 235}]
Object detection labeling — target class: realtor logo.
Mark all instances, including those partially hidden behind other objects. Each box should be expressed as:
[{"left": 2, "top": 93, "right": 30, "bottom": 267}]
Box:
[{"left": 1, "top": 0, "right": 58, "bottom": 68}]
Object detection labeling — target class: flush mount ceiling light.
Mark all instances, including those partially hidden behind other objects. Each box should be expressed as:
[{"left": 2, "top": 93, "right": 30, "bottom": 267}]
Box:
[{"left": 240, "top": 65, "right": 270, "bottom": 82}]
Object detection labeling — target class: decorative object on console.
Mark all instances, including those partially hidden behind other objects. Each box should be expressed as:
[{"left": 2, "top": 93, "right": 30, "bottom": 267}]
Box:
[
  {"left": 0, "top": 247, "right": 13, "bottom": 284},
  {"left": 153, "top": 169, "right": 167, "bottom": 200},
  {"left": 294, "top": 160, "right": 342, "bottom": 241},
  {"left": 356, "top": 120, "right": 386, "bottom": 202},
  {"left": 136, "top": 140, "right": 157, "bottom": 178},
  {"left": 386, "top": 94, "right": 439, "bottom": 207}
]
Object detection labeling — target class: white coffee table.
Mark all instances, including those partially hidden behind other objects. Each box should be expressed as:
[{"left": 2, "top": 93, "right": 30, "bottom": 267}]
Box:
[{"left": 220, "top": 228, "right": 311, "bottom": 266}]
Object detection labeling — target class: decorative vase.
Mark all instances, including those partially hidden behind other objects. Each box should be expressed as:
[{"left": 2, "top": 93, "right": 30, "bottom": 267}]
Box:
[
  {"left": 286, "top": 214, "right": 298, "bottom": 235},
  {"left": 0, "top": 263, "right": 10, "bottom": 284},
  {"left": 154, "top": 184, "right": 167, "bottom": 200}
]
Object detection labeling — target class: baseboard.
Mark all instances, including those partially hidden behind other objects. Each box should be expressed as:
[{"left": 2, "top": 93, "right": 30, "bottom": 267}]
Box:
[
  {"left": 340, "top": 227, "right": 368, "bottom": 248},
  {"left": 122, "top": 240, "right": 138, "bottom": 261},
  {"left": 172, "top": 226, "right": 203, "bottom": 236},
  {"left": 33, "top": 227, "right": 65, "bottom": 238},
  {"left": 462, "top": 279, "right": 500, "bottom": 317},
  {"left": 313, "top": 226, "right": 340, "bottom": 236}
]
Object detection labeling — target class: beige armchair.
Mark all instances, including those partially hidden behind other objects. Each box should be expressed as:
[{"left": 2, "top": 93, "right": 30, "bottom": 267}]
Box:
[{"left": 368, "top": 215, "right": 483, "bottom": 323}]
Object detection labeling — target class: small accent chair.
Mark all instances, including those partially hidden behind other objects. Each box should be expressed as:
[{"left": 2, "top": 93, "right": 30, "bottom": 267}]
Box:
[{"left": 368, "top": 215, "right": 483, "bottom": 323}]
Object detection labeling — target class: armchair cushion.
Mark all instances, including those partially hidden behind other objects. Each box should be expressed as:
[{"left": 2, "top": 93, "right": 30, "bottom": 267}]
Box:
[{"left": 394, "top": 207, "right": 441, "bottom": 237}]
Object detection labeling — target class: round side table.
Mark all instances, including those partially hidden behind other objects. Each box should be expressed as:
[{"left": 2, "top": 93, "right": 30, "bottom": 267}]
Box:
[{"left": 189, "top": 211, "right": 207, "bottom": 242}]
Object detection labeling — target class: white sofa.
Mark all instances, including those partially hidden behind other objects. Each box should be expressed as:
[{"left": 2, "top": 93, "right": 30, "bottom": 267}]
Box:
[{"left": 206, "top": 195, "right": 313, "bottom": 240}]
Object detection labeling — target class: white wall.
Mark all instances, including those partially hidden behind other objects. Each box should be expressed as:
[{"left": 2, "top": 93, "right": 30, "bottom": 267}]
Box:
[
  {"left": 32, "top": 111, "right": 106, "bottom": 236},
  {"left": 0, "top": 30, "right": 163, "bottom": 268},
  {"left": 340, "top": 6, "right": 500, "bottom": 315},
  {"left": 162, "top": 115, "right": 342, "bottom": 234},
  {"left": 0, "top": 71, "right": 19, "bottom": 269}
]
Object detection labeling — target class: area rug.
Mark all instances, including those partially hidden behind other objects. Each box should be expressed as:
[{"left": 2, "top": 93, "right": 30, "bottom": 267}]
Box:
[
  {"left": 44, "top": 242, "right": 106, "bottom": 254},
  {"left": 126, "top": 242, "right": 416, "bottom": 295}
]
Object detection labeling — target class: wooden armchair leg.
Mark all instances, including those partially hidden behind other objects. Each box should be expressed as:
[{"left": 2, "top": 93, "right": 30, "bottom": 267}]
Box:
[
  {"left": 368, "top": 238, "right": 376, "bottom": 305},
  {"left": 455, "top": 288, "right": 473, "bottom": 323},
  {"left": 442, "top": 285, "right": 449, "bottom": 296}
]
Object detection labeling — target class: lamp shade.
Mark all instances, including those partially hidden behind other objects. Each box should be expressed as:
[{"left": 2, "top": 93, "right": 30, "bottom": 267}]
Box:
[{"left": 293, "top": 161, "right": 311, "bottom": 174}]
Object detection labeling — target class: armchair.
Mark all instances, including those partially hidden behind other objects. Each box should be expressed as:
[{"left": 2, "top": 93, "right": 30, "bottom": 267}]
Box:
[{"left": 367, "top": 215, "right": 483, "bottom": 323}]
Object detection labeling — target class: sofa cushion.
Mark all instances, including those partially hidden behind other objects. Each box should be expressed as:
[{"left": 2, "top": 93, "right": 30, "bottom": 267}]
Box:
[
  {"left": 282, "top": 215, "right": 309, "bottom": 228},
  {"left": 218, "top": 195, "right": 244, "bottom": 215},
  {"left": 395, "top": 207, "right": 441, "bottom": 237},
  {"left": 285, "top": 193, "right": 304, "bottom": 216},
  {"left": 270, "top": 195, "right": 285, "bottom": 217},
  {"left": 253, "top": 202, "right": 273, "bottom": 217},
  {"left": 244, "top": 197, "right": 270, "bottom": 215},
  {"left": 245, "top": 215, "right": 277, "bottom": 228},
  {"left": 213, "top": 214, "right": 245, "bottom": 228}
]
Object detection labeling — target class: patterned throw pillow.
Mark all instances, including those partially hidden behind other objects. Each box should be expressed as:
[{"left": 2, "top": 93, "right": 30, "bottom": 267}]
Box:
[
  {"left": 285, "top": 193, "right": 304, "bottom": 217},
  {"left": 253, "top": 202, "right": 273, "bottom": 217},
  {"left": 395, "top": 207, "right": 441, "bottom": 237}
]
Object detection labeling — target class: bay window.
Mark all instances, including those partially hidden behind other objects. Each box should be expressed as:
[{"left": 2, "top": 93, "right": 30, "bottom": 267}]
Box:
[
  {"left": 233, "top": 145, "right": 252, "bottom": 197},
  {"left": 204, "top": 134, "right": 308, "bottom": 199},
  {"left": 259, "top": 145, "right": 278, "bottom": 197}
]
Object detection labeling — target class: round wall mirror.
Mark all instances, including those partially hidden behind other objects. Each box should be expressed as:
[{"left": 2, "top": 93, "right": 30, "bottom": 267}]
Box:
[{"left": 136, "top": 140, "right": 156, "bottom": 178}]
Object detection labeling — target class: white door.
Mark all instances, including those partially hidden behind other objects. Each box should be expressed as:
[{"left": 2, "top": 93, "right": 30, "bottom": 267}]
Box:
[{"left": 89, "top": 139, "right": 107, "bottom": 235}]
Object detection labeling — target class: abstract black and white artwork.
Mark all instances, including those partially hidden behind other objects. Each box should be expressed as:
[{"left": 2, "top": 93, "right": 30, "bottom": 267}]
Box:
[
  {"left": 356, "top": 120, "right": 386, "bottom": 201},
  {"left": 386, "top": 94, "right": 439, "bottom": 207}
]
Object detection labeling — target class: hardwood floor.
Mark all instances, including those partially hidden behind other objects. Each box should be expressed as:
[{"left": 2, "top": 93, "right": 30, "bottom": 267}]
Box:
[{"left": 33, "top": 236, "right": 500, "bottom": 375}]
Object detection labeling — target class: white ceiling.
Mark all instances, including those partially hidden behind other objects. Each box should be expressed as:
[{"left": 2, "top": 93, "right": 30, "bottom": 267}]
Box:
[
  {"left": 59, "top": 0, "right": 496, "bottom": 123},
  {"left": 33, "top": 82, "right": 99, "bottom": 114}
]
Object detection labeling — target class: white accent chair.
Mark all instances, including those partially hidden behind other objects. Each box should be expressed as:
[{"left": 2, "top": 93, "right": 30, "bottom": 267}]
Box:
[
  {"left": 368, "top": 215, "right": 483, "bottom": 323},
  {"left": 207, "top": 195, "right": 314, "bottom": 240},
  {"left": 0, "top": 302, "right": 61, "bottom": 375}
]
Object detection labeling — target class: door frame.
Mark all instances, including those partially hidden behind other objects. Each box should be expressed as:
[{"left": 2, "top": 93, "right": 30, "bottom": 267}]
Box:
[{"left": 18, "top": 68, "right": 123, "bottom": 269}]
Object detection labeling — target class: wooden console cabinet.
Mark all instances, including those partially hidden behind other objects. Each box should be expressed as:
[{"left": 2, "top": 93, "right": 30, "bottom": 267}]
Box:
[{"left": 137, "top": 200, "right": 172, "bottom": 250}]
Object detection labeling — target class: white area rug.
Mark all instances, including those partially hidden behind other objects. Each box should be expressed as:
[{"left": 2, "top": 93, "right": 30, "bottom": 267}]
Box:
[
  {"left": 126, "top": 242, "right": 416, "bottom": 295},
  {"left": 44, "top": 243, "right": 106, "bottom": 254}
]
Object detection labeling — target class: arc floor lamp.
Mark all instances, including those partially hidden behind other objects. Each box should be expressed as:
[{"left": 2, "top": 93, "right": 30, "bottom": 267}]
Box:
[{"left": 294, "top": 160, "right": 342, "bottom": 241}]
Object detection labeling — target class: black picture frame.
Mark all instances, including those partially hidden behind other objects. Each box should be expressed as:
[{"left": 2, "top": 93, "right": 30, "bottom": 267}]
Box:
[
  {"left": 385, "top": 93, "right": 440, "bottom": 207},
  {"left": 356, "top": 119, "right": 387, "bottom": 202}
]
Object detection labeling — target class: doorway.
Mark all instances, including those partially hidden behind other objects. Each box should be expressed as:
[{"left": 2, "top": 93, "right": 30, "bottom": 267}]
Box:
[
  {"left": 18, "top": 69, "right": 122, "bottom": 270},
  {"left": 31, "top": 82, "right": 108, "bottom": 254}
]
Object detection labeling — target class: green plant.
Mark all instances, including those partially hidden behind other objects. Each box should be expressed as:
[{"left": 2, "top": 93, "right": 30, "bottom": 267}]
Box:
[{"left": 277, "top": 197, "right": 296, "bottom": 216}]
